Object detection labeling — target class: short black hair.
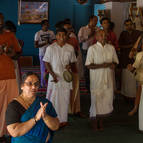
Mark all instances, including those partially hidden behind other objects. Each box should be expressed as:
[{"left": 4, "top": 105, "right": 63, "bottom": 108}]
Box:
[
  {"left": 124, "top": 19, "right": 133, "bottom": 25},
  {"left": 63, "top": 21, "right": 71, "bottom": 26},
  {"left": 41, "top": 19, "right": 48, "bottom": 26},
  {"left": 56, "top": 27, "right": 67, "bottom": 35},
  {"left": 55, "top": 21, "right": 65, "bottom": 29},
  {"left": 109, "top": 21, "right": 115, "bottom": 31},
  {"left": 89, "top": 15, "right": 97, "bottom": 21},
  {"left": 64, "top": 18, "right": 71, "bottom": 24},
  {"left": 4, "top": 20, "right": 17, "bottom": 33},
  {"left": 100, "top": 17, "right": 110, "bottom": 24},
  {"left": 21, "top": 72, "right": 40, "bottom": 84}
]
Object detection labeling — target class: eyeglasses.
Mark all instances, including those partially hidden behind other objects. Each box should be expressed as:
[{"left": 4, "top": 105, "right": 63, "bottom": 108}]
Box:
[{"left": 24, "top": 81, "right": 40, "bottom": 88}]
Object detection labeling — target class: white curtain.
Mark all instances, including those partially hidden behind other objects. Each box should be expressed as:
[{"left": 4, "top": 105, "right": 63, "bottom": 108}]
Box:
[{"left": 137, "top": 0, "right": 143, "bottom": 8}]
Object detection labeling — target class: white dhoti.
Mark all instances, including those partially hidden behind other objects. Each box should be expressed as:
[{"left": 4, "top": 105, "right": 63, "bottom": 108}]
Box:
[
  {"left": 90, "top": 87, "right": 113, "bottom": 117},
  {"left": 47, "top": 81, "right": 72, "bottom": 123},
  {"left": 139, "top": 85, "right": 143, "bottom": 131},
  {"left": 121, "top": 69, "right": 136, "bottom": 98},
  {"left": 43, "top": 43, "right": 77, "bottom": 123},
  {"left": 85, "top": 42, "right": 119, "bottom": 118}
]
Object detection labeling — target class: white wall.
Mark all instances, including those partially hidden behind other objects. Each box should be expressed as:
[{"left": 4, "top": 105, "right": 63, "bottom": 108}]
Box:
[{"left": 111, "top": 2, "right": 129, "bottom": 38}]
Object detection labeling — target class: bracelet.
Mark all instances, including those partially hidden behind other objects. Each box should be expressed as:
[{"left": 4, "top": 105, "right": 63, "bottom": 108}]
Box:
[{"left": 33, "top": 117, "right": 37, "bottom": 124}]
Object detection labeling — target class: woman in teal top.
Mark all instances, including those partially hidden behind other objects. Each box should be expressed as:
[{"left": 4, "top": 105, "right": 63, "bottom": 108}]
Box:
[{"left": 6, "top": 72, "right": 59, "bottom": 143}]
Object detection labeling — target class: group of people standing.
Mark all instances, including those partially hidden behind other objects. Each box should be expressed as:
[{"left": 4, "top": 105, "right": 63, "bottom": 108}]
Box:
[
  {"left": 1, "top": 11, "right": 143, "bottom": 143},
  {"left": 0, "top": 13, "right": 59, "bottom": 143},
  {"left": 0, "top": 13, "right": 21, "bottom": 139},
  {"left": 78, "top": 16, "right": 119, "bottom": 130},
  {"left": 78, "top": 15, "right": 143, "bottom": 132},
  {"left": 34, "top": 15, "right": 143, "bottom": 132},
  {"left": 34, "top": 19, "right": 83, "bottom": 128}
]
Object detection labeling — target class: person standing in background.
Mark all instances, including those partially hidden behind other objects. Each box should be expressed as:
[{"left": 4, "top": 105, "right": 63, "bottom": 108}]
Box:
[
  {"left": 78, "top": 15, "right": 98, "bottom": 92},
  {"left": 0, "top": 12, "right": 21, "bottom": 141},
  {"left": 4, "top": 20, "right": 23, "bottom": 92},
  {"left": 34, "top": 19, "right": 55, "bottom": 88},
  {"left": 99, "top": 17, "right": 118, "bottom": 50},
  {"left": 63, "top": 21, "right": 84, "bottom": 116},
  {"left": 119, "top": 19, "right": 142, "bottom": 99}
]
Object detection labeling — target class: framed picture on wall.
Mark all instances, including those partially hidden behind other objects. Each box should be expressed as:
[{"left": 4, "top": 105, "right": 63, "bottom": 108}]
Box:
[{"left": 18, "top": 0, "right": 49, "bottom": 24}]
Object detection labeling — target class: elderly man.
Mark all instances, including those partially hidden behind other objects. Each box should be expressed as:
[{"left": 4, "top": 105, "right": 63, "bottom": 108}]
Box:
[{"left": 85, "top": 29, "right": 119, "bottom": 131}]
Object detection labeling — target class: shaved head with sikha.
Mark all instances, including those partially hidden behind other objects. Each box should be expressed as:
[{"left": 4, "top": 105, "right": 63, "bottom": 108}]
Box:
[{"left": 95, "top": 29, "right": 106, "bottom": 45}]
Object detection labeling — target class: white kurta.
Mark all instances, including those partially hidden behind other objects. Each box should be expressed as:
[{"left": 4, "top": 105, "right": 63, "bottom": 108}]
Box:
[
  {"left": 139, "top": 85, "right": 143, "bottom": 131},
  {"left": 85, "top": 42, "right": 119, "bottom": 117},
  {"left": 121, "top": 51, "right": 143, "bottom": 98},
  {"left": 133, "top": 51, "right": 143, "bottom": 84},
  {"left": 133, "top": 52, "right": 143, "bottom": 131},
  {"left": 43, "top": 42, "right": 76, "bottom": 122}
]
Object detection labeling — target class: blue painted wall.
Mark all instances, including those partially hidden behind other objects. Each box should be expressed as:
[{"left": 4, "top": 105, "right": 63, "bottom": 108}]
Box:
[{"left": 0, "top": 0, "right": 94, "bottom": 56}]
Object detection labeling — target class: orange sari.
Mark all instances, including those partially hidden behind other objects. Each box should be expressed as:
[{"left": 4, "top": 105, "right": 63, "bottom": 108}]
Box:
[
  {"left": 0, "top": 79, "right": 19, "bottom": 136},
  {"left": 67, "top": 37, "right": 81, "bottom": 114}
]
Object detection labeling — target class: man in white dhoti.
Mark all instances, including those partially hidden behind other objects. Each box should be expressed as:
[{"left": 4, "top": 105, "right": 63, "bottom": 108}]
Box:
[
  {"left": 85, "top": 30, "right": 119, "bottom": 131},
  {"left": 119, "top": 19, "right": 142, "bottom": 98},
  {"left": 43, "top": 28, "right": 77, "bottom": 128}
]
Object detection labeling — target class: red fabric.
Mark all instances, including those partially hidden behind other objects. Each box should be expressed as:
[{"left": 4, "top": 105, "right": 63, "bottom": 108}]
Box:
[
  {"left": 0, "top": 31, "right": 21, "bottom": 80},
  {"left": 67, "top": 37, "right": 79, "bottom": 73},
  {"left": 107, "top": 31, "right": 119, "bottom": 50},
  {"left": 67, "top": 37, "right": 79, "bottom": 53}
]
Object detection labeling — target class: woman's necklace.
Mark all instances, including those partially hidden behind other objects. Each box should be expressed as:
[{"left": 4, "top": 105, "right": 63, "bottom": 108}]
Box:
[{"left": 20, "top": 94, "right": 35, "bottom": 109}]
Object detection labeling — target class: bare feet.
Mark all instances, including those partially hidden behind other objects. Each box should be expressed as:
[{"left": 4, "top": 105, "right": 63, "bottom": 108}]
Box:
[
  {"left": 99, "top": 119, "right": 104, "bottom": 131},
  {"left": 92, "top": 123, "right": 98, "bottom": 131},
  {"left": 75, "top": 112, "right": 87, "bottom": 118},
  {"left": 90, "top": 119, "right": 98, "bottom": 131},
  {"left": 59, "top": 122, "right": 68, "bottom": 128},
  {"left": 128, "top": 106, "right": 138, "bottom": 116}
]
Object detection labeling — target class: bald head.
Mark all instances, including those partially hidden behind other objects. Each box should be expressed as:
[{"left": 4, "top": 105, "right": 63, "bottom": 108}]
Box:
[{"left": 96, "top": 29, "right": 106, "bottom": 44}]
